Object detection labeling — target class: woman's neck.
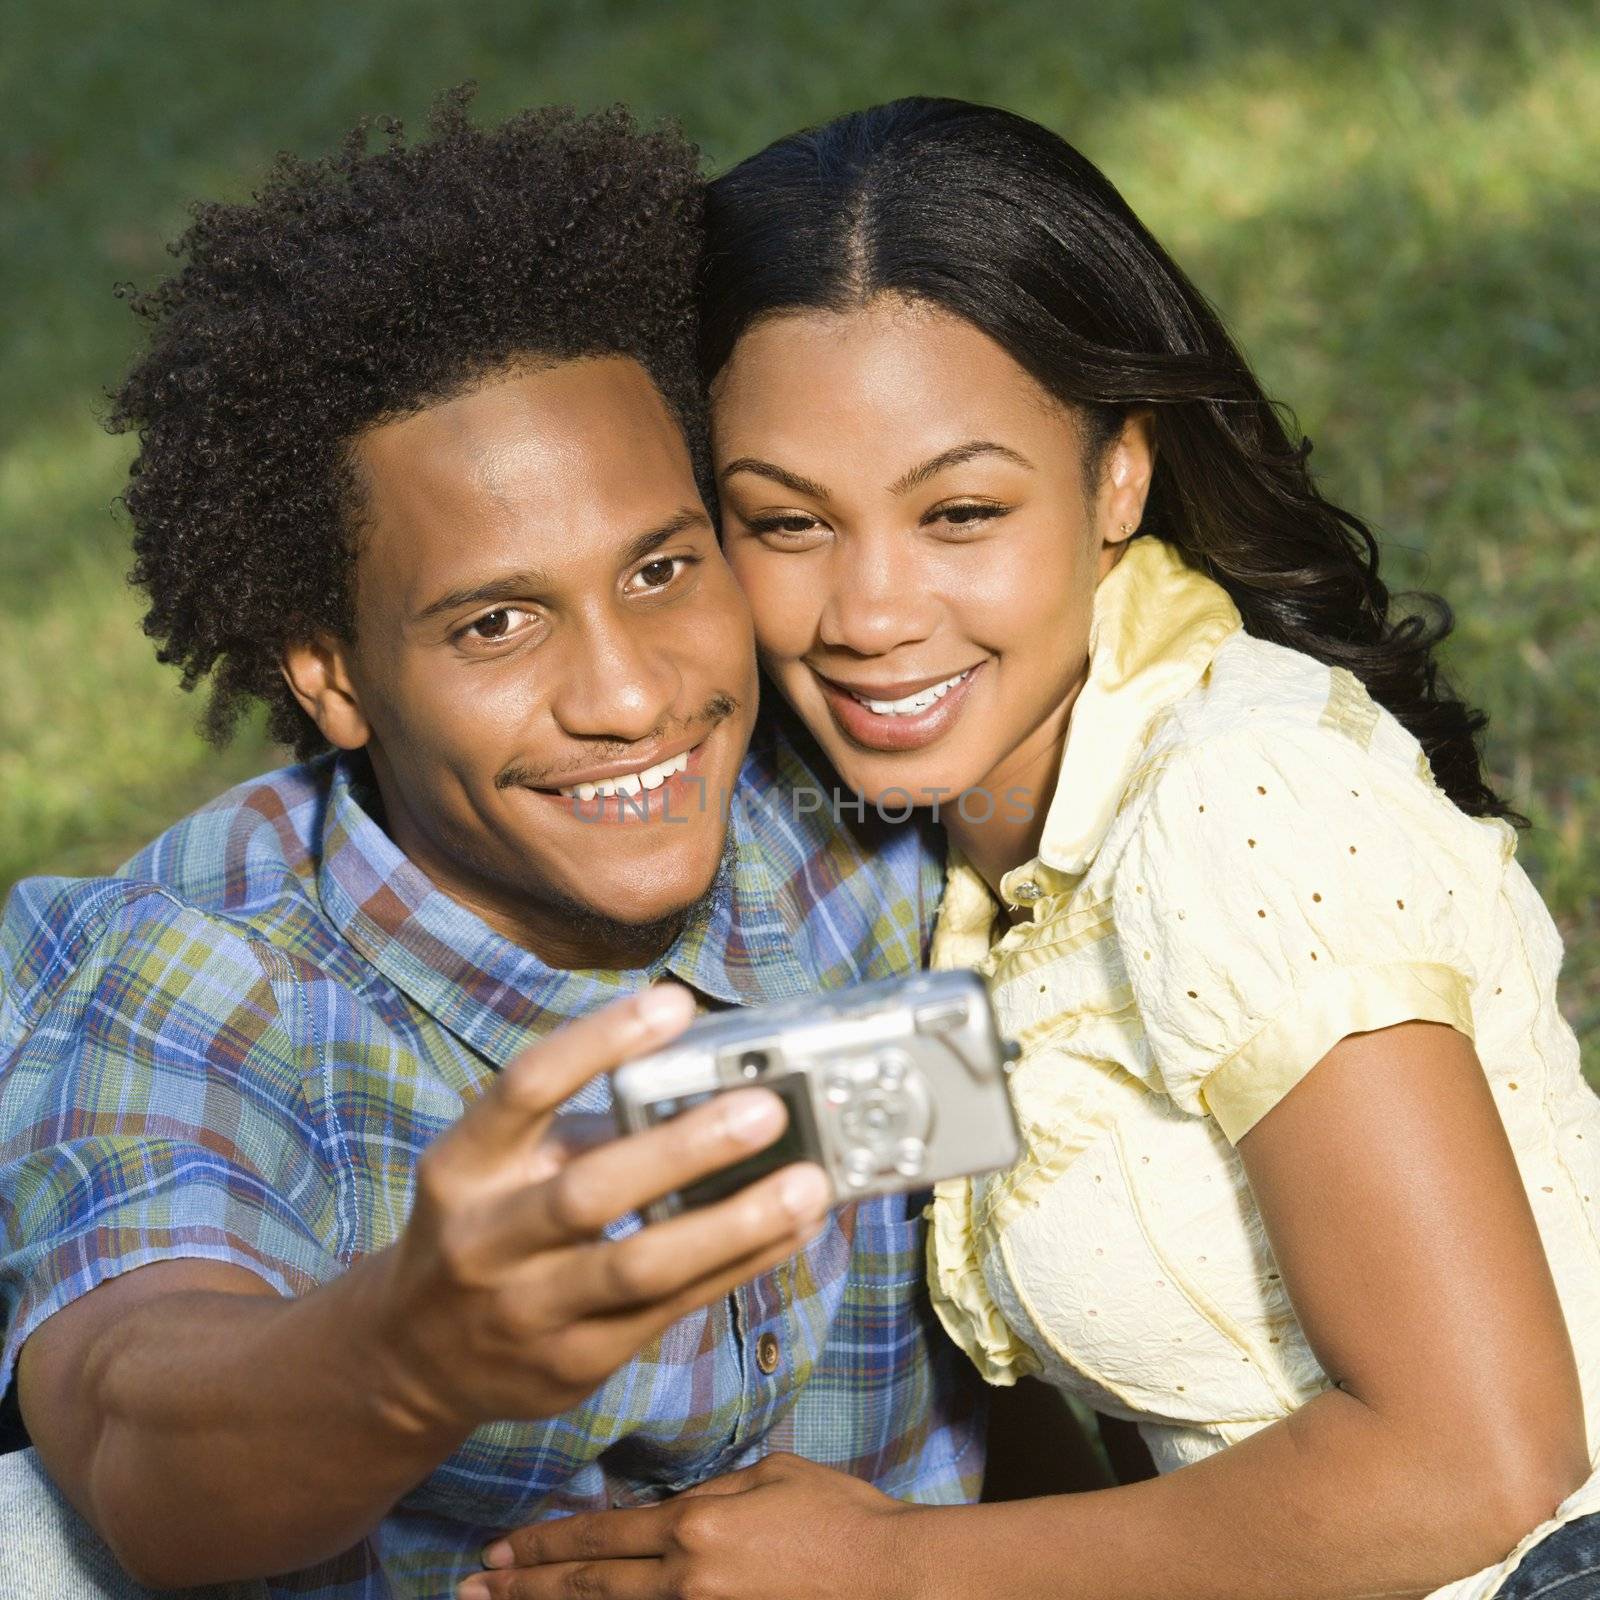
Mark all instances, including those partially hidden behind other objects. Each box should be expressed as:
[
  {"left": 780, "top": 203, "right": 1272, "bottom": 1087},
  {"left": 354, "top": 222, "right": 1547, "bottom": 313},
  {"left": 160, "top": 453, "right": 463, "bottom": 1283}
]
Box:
[{"left": 944, "top": 655, "right": 1089, "bottom": 905}]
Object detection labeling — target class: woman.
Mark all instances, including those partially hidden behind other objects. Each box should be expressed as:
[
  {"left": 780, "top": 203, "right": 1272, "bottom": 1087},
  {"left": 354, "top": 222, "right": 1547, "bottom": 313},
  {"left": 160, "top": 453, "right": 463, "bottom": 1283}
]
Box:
[{"left": 471, "top": 99, "right": 1600, "bottom": 1598}]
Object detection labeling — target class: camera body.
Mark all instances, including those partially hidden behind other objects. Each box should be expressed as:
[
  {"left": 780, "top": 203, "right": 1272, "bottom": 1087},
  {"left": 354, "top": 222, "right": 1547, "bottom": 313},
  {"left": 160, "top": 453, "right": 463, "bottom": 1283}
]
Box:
[{"left": 612, "top": 969, "right": 1021, "bottom": 1224}]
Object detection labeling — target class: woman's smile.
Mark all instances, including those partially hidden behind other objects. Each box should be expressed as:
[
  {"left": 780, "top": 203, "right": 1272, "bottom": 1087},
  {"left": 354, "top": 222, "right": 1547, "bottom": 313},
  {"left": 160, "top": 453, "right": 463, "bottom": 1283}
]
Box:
[{"left": 810, "top": 660, "right": 986, "bottom": 753}]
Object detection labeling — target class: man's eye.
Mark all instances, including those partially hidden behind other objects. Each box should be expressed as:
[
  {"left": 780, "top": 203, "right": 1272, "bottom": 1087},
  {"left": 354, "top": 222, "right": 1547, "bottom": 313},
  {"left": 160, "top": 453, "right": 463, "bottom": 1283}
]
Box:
[
  {"left": 629, "top": 556, "right": 693, "bottom": 592},
  {"left": 462, "top": 607, "right": 529, "bottom": 642}
]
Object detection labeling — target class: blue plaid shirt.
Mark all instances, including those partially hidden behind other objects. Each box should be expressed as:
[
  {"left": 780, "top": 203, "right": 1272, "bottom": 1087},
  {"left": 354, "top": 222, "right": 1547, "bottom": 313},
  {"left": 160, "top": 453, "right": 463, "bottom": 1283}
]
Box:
[{"left": 0, "top": 712, "right": 983, "bottom": 1597}]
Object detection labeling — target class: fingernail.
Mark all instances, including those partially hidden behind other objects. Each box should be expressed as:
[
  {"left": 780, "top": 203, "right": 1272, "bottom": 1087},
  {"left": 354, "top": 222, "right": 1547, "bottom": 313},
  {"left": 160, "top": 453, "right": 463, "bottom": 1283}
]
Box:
[
  {"left": 482, "top": 1540, "right": 513, "bottom": 1568},
  {"left": 458, "top": 1580, "right": 491, "bottom": 1599},
  {"left": 779, "top": 1164, "right": 831, "bottom": 1218},
  {"left": 635, "top": 984, "right": 692, "bottom": 1029},
  {"left": 721, "top": 1089, "right": 783, "bottom": 1142}
]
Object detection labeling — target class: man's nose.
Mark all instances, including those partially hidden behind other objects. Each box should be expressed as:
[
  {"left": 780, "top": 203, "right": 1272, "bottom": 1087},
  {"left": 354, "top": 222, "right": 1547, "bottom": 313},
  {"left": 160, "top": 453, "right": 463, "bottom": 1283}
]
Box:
[
  {"left": 817, "top": 532, "right": 937, "bottom": 657},
  {"left": 547, "top": 607, "right": 684, "bottom": 743}
]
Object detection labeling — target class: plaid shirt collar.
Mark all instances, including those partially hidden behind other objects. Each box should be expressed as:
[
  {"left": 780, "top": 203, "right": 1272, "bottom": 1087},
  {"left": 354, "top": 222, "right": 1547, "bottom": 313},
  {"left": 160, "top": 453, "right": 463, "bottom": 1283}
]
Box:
[{"left": 317, "top": 755, "right": 818, "bottom": 1074}]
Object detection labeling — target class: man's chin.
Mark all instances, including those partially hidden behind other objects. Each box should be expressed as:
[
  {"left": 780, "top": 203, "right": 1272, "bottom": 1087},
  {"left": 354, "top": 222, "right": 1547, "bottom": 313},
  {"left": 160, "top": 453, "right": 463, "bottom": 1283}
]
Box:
[{"left": 528, "top": 852, "right": 730, "bottom": 972}]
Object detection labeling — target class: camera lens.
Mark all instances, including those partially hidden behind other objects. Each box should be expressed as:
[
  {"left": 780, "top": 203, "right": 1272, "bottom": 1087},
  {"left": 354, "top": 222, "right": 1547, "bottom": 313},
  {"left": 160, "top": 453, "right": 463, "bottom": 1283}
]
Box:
[{"left": 738, "top": 1050, "right": 768, "bottom": 1079}]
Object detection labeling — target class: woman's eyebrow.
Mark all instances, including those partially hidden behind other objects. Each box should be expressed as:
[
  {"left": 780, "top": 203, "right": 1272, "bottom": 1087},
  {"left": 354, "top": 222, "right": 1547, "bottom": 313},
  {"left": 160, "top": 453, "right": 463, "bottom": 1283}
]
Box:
[
  {"left": 719, "top": 457, "right": 831, "bottom": 501},
  {"left": 889, "top": 440, "right": 1035, "bottom": 496}
]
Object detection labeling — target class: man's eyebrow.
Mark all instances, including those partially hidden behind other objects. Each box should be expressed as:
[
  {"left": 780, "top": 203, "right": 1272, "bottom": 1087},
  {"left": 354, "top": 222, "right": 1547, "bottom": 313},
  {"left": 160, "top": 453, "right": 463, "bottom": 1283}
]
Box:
[
  {"left": 618, "top": 506, "right": 714, "bottom": 567},
  {"left": 414, "top": 569, "right": 554, "bottom": 624},
  {"left": 888, "top": 440, "right": 1036, "bottom": 497},
  {"left": 719, "top": 457, "right": 831, "bottom": 502}
]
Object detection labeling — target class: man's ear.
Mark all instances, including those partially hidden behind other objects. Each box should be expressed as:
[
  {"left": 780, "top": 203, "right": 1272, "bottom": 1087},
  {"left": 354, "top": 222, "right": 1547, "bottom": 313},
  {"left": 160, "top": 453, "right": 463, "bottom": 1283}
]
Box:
[
  {"left": 1101, "top": 409, "right": 1156, "bottom": 550},
  {"left": 280, "top": 634, "right": 371, "bottom": 751}
]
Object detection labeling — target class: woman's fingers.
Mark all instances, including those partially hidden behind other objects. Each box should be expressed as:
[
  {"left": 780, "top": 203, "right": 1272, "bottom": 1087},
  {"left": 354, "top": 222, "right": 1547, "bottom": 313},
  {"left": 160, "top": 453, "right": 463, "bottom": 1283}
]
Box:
[
  {"left": 461, "top": 1560, "right": 669, "bottom": 1599},
  {"left": 483, "top": 1504, "right": 678, "bottom": 1570},
  {"left": 480, "top": 1084, "right": 812, "bottom": 1254}
]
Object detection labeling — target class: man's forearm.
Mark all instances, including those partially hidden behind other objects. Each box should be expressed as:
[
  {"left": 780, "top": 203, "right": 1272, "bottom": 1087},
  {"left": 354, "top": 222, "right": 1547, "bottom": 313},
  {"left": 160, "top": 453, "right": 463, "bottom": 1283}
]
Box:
[{"left": 70, "top": 1256, "right": 467, "bottom": 1587}]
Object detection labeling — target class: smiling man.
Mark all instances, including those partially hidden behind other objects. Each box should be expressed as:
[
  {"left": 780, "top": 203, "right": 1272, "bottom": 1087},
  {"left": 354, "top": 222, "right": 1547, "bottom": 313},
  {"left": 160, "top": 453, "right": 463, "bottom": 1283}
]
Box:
[{"left": 0, "top": 97, "right": 979, "bottom": 1597}]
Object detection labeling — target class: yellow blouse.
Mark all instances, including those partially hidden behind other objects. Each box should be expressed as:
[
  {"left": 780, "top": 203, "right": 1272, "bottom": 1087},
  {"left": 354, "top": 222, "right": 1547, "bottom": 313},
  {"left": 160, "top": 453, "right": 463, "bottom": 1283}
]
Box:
[{"left": 927, "top": 537, "right": 1600, "bottom": 1598}]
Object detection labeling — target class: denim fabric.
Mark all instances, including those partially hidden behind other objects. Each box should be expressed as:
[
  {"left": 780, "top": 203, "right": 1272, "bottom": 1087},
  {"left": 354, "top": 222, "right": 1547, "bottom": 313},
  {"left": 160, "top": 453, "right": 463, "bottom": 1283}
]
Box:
[
  {"left": 0, "top": 1447, "right": 265, "bottom": 1598},
  {"left": 1495, "top": 1513, "right": 1600, "bottom": 1599}
]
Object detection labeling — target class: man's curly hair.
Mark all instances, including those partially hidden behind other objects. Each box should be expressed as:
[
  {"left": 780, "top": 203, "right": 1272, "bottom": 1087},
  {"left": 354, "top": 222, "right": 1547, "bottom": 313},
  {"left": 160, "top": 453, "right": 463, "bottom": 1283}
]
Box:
[{"left": 110, "top": 87, "right": 708, "bottom": 759}]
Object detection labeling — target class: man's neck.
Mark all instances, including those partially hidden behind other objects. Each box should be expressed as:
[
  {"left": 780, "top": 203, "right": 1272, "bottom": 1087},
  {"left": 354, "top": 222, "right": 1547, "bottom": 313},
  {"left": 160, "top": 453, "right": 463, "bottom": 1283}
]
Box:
[{"left": 357, "top": 766, "right": 687, "bottom": 972}]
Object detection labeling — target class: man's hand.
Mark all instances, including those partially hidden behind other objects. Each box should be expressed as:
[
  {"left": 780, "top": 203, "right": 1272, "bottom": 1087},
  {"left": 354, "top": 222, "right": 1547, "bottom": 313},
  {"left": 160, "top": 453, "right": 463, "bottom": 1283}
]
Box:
[
  {"left": 461, "top": 1452, "right": 919, "bottom": 1600},
  {"left": 362, "top": 983, "right": 834, "bottom": 1437}
]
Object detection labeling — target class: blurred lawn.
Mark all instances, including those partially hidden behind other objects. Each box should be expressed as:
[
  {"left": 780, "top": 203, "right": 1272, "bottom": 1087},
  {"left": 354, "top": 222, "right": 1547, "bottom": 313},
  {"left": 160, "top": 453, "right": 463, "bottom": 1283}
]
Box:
[{"left": 2, "top": 0, "right": 1595, "bottom": 1083}]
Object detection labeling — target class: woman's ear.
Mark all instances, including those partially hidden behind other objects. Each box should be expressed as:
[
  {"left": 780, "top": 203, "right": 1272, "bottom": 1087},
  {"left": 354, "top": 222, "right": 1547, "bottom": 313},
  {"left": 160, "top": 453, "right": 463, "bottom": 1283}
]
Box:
[
  {"left": 1102, "top": 409, "right": 1156, "bottom": 548},
  {"left": 280, "top": 634, "right": 371, "bottom": 751}
]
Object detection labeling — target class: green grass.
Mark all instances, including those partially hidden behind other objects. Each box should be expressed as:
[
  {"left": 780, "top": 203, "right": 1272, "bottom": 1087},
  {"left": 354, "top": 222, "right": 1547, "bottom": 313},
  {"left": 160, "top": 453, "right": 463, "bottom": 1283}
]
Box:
[{"left": 2, "top": 0, "right": 1595, "bottom": 1084}]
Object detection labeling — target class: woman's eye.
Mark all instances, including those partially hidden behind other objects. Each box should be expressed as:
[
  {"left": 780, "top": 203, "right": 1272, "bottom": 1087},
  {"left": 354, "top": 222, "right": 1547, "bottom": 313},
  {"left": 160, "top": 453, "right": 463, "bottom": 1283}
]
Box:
[
  {"left": 931, "top": 502, "right": 1007, "bottom": 529},
  {"left": 746, "top": 513, "right": 827, "bottom": 546}
]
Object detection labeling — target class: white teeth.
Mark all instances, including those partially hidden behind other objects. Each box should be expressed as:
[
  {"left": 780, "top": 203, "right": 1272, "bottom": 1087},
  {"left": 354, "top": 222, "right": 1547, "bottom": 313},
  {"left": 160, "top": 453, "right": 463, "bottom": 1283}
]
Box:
[
  {"left": 852, "top": 669, "right": 971, "bottom": 717},
  {"left": 559, "top": 748, "right": 690, "bottom": 800}
]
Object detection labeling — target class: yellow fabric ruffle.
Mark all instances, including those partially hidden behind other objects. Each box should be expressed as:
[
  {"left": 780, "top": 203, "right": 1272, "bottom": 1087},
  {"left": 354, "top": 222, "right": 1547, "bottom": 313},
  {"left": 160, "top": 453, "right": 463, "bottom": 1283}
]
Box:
[{"left": 925, "top": 1176, "right": 1040, "bottom": 1387}]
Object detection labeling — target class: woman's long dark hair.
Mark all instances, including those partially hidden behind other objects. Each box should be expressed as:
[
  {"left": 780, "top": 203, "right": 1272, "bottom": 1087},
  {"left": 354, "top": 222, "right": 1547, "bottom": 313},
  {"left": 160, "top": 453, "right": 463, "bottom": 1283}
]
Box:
[{"left": 702, "top": 96, "right": 1515, "bottom": 821}]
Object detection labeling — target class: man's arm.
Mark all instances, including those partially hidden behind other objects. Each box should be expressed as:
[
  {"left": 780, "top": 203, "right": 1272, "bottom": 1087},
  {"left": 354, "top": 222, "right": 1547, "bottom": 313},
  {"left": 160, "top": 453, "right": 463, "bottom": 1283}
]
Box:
[{"left": 19, "top": 985, "right": 832, "bottom": 1588}]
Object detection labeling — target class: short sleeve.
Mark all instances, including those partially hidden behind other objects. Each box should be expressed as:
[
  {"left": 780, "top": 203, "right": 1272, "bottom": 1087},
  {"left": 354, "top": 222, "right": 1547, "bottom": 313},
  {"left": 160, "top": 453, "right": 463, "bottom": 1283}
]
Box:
[
  {"left": 0, "top": 882, "right": 344, "bottom": 1395},
  {"left": 1113, "top": 726, "right": 1488, "bottom": 1142}
]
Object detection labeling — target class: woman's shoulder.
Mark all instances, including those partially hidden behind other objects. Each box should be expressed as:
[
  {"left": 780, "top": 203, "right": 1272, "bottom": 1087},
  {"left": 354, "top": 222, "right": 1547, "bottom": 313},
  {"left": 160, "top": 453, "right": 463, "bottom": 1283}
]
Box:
[
  {"left": 1112, "top": 630, "right": 1500, "bottom": 864},
  {"left": 1089, "top": 633, "right": 1516, "bottom": 1136},
  {"left": 1151, "top": 631, "right": 1422, "bottom": 781}
]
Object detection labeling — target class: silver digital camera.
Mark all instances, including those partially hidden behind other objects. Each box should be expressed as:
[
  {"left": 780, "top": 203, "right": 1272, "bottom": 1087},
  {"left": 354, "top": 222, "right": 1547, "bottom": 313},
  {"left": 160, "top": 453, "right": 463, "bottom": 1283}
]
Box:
[{"left": 612, "top": 969, "right": 1022, "bottom": 1224}]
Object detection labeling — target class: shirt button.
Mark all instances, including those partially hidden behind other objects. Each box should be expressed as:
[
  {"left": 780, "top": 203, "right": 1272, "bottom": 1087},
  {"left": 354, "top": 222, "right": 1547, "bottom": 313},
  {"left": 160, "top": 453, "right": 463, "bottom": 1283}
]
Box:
[{"left": 755, "top": 1332, "right": 781, "bottom": 1375}]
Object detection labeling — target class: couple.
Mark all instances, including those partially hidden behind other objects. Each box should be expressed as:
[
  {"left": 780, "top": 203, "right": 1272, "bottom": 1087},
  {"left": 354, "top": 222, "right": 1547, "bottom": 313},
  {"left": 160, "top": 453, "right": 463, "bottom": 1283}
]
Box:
[{"left": 3, "top": 90, "right": 1599, "bottom": 1600}]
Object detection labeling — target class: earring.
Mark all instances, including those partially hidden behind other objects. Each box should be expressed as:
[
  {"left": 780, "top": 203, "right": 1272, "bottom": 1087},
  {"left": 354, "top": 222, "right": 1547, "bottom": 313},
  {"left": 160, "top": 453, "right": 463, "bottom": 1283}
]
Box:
[{"left": 1118, "top": 521, "right": 1137, "bottom": 535}]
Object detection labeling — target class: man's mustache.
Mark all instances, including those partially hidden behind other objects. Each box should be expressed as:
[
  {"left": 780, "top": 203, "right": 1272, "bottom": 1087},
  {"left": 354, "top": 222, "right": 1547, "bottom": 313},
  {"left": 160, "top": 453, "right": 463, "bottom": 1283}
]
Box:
[{"left": 492, "top": 692, "right": 740, "bottom": 791}]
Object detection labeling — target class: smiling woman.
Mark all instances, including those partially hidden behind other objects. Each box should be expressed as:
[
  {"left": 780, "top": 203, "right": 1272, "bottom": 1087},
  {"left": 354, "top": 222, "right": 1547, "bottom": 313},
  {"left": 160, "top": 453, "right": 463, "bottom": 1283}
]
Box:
[
  {"left": 467, "top": 95, "right": 1600, "bottom": 1600},
  {"left": 715, "top": 296, "right": 1140, "bottom": 887}
]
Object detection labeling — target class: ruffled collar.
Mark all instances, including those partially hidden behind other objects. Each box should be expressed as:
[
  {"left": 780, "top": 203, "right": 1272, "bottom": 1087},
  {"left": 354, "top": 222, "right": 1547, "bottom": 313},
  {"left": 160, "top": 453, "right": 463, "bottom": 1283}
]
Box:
[{"left": 941, "top": 537, "right": 1242, "bottom": 943}]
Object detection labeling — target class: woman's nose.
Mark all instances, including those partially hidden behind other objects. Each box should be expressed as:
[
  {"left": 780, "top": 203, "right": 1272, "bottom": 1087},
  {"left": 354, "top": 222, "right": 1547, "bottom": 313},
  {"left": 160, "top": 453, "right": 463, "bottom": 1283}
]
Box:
[{"left": 817, "top": 534, "right": 938, "bottom": 657}]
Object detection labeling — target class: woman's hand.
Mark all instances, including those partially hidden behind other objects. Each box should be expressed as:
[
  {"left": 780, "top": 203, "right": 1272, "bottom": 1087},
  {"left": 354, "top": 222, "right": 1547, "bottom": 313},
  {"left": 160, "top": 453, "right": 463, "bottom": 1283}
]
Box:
[{"left": 460, "top": 1453, "right": 921, "bottom": 1600}]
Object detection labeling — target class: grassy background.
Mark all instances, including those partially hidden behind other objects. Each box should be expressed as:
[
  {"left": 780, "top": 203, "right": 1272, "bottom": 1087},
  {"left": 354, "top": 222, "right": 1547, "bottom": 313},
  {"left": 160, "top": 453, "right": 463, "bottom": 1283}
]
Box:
[{"left": 2, "top": 1, "right": 1595, "bottom": 1084}]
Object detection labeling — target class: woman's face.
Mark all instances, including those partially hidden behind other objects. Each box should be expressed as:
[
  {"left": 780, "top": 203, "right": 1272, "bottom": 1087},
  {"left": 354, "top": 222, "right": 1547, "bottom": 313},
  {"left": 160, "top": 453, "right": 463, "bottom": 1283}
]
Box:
[{"left": 713, "top": 294, "right": 1152, "bottom": 812}]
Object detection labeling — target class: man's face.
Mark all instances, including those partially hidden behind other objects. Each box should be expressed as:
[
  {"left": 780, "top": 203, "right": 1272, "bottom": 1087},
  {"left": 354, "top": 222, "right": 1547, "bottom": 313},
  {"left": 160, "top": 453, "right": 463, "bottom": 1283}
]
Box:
[{"left": 304, "top": 357, "right": 758, "bottom": 967}]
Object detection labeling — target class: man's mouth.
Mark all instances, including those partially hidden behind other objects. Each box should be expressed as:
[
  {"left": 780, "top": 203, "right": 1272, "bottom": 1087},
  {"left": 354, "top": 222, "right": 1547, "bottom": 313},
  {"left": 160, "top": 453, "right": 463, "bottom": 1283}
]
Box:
[
  {"left": 519, "top": 732, "right": 714, "bottom": 825},
  {"left": 556, "top": 747, "right": 690, "bottom": 801}
]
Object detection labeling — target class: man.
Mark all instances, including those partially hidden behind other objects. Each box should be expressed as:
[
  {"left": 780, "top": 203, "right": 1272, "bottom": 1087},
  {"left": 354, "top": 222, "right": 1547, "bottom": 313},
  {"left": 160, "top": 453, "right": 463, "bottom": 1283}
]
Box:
[{"left": 0, "top": 95, "right": 980, "bottom": 1596}]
